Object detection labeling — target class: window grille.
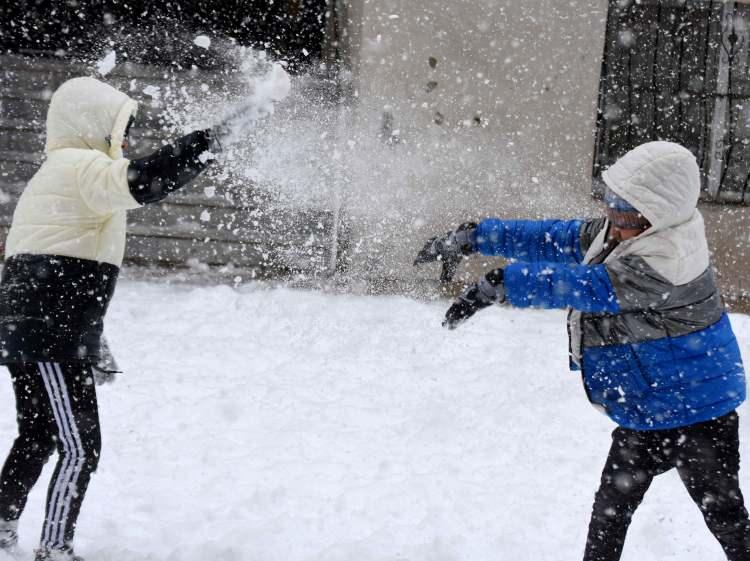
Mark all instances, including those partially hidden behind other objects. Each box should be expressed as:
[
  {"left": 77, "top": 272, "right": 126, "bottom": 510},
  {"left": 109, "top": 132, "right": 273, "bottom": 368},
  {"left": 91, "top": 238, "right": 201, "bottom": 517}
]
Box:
[{"left": 594, "top": 0, "right": 750, "bottom": 203}]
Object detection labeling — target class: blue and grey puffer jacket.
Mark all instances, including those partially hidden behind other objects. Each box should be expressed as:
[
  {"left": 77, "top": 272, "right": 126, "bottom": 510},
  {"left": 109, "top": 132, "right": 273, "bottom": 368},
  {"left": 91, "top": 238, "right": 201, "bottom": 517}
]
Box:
[{"left": 474, "top": 141, "right": 745, "bottom": 430}]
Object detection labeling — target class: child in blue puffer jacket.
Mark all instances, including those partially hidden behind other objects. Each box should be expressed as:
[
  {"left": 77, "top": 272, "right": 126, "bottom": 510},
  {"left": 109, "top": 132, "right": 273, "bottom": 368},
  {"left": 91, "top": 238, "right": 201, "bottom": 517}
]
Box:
[{"left": 416, "top": 141, "right": 750, "bottom": 561}]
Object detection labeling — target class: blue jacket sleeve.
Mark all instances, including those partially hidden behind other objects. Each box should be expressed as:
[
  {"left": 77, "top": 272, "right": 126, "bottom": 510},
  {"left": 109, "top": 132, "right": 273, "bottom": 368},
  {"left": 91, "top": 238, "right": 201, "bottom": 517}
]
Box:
[
  {"left": 503, "top": 262, "right": 621, "bottom": 313},
  {"left": 475, "top": 219, "right": 584, "bottom": 263}
]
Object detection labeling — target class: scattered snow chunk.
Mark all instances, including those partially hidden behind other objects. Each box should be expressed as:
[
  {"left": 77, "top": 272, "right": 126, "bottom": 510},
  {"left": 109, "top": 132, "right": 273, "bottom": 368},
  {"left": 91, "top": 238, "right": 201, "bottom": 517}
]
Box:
[
  {"left": 256, "top": 63, "right": 292, "bottom": 102},
  {"left": 200, "top": 210, "right": 211, "bottom": 222},
  {"left": 198, "top": 151, "right": 216, "bottom": 164},
  {"left": 143, "top": 85, "right": 161, "bottom": 98},
  {"left": 193, "top": 35, "right": 211, "bottom": 49},
  {"left": 96, "top": 50, "right": 116, "bottom": 76}
]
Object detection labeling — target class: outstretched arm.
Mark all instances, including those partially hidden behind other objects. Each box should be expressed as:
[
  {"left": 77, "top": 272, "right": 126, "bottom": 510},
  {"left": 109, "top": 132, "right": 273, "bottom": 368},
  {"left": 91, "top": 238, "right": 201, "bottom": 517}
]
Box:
[
  {"left": 474, "top": 219, "right": 586, "bottom": 264},
  {"left": 77, "top": 129, "right": 218, "bottom": 214},
  {"left": 503, "top": 261, "right": 619, "bottom": 312},
  {"left": 442, "top": 261, "right": 620, "bottom": 329},
  {"left": 127, "top": 129, "right": 217, "bottom": 205},
  {"left": 415, "top": 218, "right": 607, "bottom": 284}
]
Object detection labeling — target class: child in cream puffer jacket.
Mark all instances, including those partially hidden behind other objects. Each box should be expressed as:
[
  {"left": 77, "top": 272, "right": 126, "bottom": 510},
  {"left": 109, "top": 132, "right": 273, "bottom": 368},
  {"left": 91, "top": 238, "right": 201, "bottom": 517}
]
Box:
[{"left": 0, "top": 76, "right": 218, "bottom": 561}]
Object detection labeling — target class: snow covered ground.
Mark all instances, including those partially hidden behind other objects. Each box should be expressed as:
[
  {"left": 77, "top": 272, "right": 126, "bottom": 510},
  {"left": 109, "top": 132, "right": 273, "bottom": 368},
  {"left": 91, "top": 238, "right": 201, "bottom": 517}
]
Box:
[{"left": 1, "top": 281, "right": 749, "bottom": 561}]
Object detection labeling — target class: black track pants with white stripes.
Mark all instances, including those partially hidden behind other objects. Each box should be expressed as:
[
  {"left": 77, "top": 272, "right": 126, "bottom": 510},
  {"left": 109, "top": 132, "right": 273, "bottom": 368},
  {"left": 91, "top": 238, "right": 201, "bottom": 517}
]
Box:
[{"left": 0, "top": 362, "right": 101, "bottom": 552}]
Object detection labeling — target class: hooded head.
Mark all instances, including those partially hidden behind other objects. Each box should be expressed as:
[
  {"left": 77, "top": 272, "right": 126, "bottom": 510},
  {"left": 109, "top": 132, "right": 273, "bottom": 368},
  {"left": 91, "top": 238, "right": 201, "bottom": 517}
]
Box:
[
  {"left": 602, "top": 141, "right": 701, "bottom": 232},
  {"left": 45, "top": 77, "right": 138, "bottom": 160}
]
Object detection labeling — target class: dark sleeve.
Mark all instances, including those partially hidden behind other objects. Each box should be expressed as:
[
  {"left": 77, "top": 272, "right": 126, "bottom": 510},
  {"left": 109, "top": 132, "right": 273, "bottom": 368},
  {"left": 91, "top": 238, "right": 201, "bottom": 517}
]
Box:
[{"left": 126, "top": 129, "right": 214, "bottom": 205}]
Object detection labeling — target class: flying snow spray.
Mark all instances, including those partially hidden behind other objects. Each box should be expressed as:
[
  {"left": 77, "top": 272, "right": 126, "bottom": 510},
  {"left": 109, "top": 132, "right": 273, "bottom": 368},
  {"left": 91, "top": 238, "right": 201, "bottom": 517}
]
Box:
[{"left": 211, "top": 51, "right": 292, "bottom": 148}]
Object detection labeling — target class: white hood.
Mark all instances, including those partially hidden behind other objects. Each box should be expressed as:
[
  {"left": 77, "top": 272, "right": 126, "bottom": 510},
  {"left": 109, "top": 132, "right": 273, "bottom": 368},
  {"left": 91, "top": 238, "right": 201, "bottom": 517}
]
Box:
[
  {"left": 592, "top": 141, "right": 709, "bottom": 286},
  {"left": 45, "top": 77, "right": 138, "bottom": 160}
]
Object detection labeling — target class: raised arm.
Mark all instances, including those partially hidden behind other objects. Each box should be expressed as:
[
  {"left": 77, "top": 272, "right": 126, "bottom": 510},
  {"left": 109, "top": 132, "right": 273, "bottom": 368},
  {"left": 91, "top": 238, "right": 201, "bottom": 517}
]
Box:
[
  {"left": 127, "top": 129, "right": 216, "bottom": 205},
  {"left": 442, "top": 247, "right": 699, "bottom": 329},
  {"left": 77, "top": 129, "right": 217, "bottom": 214}
]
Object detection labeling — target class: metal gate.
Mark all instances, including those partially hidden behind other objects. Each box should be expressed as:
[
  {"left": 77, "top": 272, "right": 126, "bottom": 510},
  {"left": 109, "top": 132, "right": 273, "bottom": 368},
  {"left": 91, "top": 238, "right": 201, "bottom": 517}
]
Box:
[{"left": 594, "top": 0, "right": 750, "bottom": 203}]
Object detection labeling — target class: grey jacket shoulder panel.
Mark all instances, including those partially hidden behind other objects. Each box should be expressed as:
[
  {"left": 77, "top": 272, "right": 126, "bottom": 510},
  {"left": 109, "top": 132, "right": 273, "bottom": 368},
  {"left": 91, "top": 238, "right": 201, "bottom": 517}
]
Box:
[
  {"left": 607, "top": 254, "right": 720, "bottom": 313},
  {"left": 582, "top": 255, "right": 725, "bottom": 348},
  {"left": 605, "top": 254, "right": 672, "bottom": 311}
]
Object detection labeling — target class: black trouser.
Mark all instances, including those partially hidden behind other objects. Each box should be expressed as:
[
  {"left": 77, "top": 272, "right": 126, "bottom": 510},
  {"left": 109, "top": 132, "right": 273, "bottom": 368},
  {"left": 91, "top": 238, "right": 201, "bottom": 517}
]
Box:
[
  {"left": 585, "top": 412, "right": 750, "bottom": 561},
  {"left": 0, "top": 362, "right": 100, "bottom": 552}
]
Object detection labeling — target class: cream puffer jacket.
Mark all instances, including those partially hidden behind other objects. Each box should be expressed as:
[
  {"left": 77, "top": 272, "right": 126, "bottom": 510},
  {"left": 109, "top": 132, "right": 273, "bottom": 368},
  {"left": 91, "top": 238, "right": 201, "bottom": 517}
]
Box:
[{"left": 4, "top": 77, "right": 142, "bottom": 267}]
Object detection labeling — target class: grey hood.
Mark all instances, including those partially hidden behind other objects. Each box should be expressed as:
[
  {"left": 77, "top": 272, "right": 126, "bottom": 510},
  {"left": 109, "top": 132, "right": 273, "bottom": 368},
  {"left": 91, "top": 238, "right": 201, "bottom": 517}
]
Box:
[
  {"left": 602, "top": 141, "right": 700, "bottom": 231},
  {"left": 595, "top": 141, "right": 708, "bottom": 286}
]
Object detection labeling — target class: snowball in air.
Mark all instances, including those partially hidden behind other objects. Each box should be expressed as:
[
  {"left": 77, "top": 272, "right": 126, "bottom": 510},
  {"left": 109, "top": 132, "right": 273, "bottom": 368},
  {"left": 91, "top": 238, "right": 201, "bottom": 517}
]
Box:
[
  {"left": 194, "top": 35, "right": 211, "bottom": 49},
  {"left": 96, "top": 51, "right": 116, "bottom": 76},
  {"left": 265, "top": 63, "right": 292, "bottom": 101},
  {"left": 143, "top": 85, "right": 161, "bottom": 98}
]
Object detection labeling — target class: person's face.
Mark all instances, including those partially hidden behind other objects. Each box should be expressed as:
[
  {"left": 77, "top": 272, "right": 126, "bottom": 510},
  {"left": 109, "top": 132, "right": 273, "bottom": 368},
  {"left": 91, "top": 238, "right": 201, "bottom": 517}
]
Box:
[
  {"left": 122, "top": 115, "right": 135, "bottom": 154},
  {"left": 609, "top": 224, "right": 644, "bottom": 242},
  {"left": 603, "top": 189, "right": 649, "bottom": 241}
]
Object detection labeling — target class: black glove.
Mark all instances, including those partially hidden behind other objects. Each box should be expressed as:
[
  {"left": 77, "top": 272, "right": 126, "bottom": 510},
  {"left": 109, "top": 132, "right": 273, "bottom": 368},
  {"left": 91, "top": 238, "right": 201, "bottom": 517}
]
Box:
[
  {"left": 414, "top": 222, "right": 477, "bottom": 282},
  {"left": 443, "top": 268, "right": 505, "bottom": 329}
]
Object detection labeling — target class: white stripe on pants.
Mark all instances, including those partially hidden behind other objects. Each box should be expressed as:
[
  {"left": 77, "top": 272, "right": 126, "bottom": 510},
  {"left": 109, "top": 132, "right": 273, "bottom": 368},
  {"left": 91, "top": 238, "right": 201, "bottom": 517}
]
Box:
[{"left": 37, "top": 362, "right": 85, "bottom": 550}]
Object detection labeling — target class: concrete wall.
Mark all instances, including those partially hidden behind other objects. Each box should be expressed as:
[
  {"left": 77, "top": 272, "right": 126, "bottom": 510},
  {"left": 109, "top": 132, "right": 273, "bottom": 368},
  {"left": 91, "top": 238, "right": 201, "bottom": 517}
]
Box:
[{"left": 337, "top": 0, "right": 750, "bottom": 305}]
